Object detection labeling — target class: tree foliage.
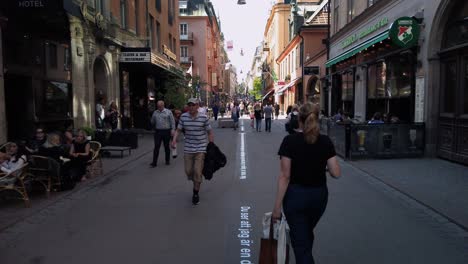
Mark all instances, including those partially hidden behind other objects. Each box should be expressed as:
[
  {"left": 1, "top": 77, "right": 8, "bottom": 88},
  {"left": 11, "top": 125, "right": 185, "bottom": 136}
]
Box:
[{"left": 251, "top": 77, "right": 263, "bottom": 100}]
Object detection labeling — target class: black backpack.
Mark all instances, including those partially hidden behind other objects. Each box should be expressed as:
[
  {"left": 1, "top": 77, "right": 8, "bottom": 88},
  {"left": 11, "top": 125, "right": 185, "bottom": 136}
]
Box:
[{"left": 285, "top": 114, "right": 299, "bottom": 134}]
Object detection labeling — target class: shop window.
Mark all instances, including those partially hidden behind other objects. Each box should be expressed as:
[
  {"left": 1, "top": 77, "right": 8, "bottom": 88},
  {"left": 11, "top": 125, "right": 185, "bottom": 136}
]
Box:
[
  {"left": 386, "top": 56, "right": 412, "bottom": 97},
  {"left": 36, "top": 81, "right": 72, "bottom": 119},
  {"left": 341, "top": 71, "right": 354, "bottom": 114},
  {"left": 367, "top": 55, "right": 414, "bottom": 121}
]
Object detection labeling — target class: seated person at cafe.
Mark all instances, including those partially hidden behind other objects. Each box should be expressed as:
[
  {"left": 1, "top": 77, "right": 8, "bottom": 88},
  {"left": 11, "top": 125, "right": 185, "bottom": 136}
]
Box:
[
  {"left": 1, "top": 142, "right": 28, "bottom": 176},
  {"left": 26, "top": 127, "right": 48, "bottom": 154},
  {"left": 38, "top": 133, "right": 67, "bottom": 161},
  {"left": 62, "top": 129, "right": 74, "bottom": 154},
  {"left": 38, "top": 133, "right": 75, "bottom": 191},
  {"left": 69, "top": 129, "right": 91, "bottom": 182},
  {"left": 368, "top": 112, "right": 385, "bottom": 124}
]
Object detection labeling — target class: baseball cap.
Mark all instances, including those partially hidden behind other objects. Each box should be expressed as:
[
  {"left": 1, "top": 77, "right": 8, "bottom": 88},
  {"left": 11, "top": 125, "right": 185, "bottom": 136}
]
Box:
[{"left": 187, "top": 98, "right": 199, "bottom": 104}]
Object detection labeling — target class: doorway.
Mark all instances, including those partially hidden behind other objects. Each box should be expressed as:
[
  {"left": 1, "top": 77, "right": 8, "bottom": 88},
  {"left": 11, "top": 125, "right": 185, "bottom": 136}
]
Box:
[{"left": 438, "top": 48, "right": 468, "bottom": 164}]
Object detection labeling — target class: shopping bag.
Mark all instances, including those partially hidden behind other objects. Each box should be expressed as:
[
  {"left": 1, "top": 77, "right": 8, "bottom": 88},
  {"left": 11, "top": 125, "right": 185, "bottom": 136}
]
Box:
[
  {"left": 277, "top": 214, "right": 290, "bottom": 264},
  {"left": 259, "top": 212, "right": 289, "bottom": 264},
  {"left": 171, "top": 145, "right": 178, "bottom": 159}
]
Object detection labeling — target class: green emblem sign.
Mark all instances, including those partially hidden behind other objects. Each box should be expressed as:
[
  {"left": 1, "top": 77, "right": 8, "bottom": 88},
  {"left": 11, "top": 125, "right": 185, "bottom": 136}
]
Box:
[{"left": 389, "top": 17, "right": 420, "bottom": 48}]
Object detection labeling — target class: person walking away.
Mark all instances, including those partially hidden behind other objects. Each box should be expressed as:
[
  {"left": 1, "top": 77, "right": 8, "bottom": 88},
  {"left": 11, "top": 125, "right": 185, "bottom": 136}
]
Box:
[
  {"left": 150, "top": 100, "right": 175, "bottom": 168},
  {"left": 254, "top": 102, "right": 263, "bottom": 132},
  {"left": 231, "top": 102, "right": 240, "bottom": 130},
  {"left": 286, "top": 105, "right": 300, "bottom": 134},
  {"left": 239, "top": 102, "right": 245, "bottom": 116},
  {"left": 171, "top": 98, "right": 214, "bottom": 205},
  {"left": 212, "top": 103, "right": 219, "bottom": 121},
  {"left": 263, "top": 103, "right": 273, "bottom": 132},
  {"left": 274, "top": 103, "right": 280, "bottom": 120},
  {"left": 272, "top": 103, "right": 341, "bottom": 264}
]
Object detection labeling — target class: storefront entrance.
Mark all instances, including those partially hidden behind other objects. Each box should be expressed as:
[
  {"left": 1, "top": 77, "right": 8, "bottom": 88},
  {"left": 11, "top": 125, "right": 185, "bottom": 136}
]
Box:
[
  {"left": 438, "top": 47, "right": 468, "bottom": 164},
  {"left": 436, "top": 0, "right": 468, "bottom": 165}
]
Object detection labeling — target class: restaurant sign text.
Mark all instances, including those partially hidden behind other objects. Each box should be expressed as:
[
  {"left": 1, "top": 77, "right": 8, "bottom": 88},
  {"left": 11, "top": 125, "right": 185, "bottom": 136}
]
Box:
[{"left": 341, "top": 17, "right": 389, "bottom": 49}]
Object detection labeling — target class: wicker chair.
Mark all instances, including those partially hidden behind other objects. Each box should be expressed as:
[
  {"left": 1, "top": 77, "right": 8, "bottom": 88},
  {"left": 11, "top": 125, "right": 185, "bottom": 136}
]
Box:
[
  {"left": 87, "top": 141, "right": 103, "bottom": 178},
  {"left": 27, "top": 155, "right": 62, "bottom": 196},
  {"left": 0, "top": 142, "right": 13, "bottom": 153},
  {"left": 0, "top": 163, "right": 31, "bottom": 207}
]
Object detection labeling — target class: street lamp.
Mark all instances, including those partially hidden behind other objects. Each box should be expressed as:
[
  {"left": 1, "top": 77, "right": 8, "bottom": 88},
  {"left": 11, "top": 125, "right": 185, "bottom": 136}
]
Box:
[{"left": 237, "top": 0, "right": 246, "bottom": 5}]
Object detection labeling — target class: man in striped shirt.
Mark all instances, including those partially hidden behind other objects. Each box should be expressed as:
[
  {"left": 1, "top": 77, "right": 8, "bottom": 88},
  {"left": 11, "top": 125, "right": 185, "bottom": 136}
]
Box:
[
  {"left": 150, "top": 100, "right": 175, "bottom": 167},
  {"left": 171, "top": 98, "right": 214, "bottom": 205}
]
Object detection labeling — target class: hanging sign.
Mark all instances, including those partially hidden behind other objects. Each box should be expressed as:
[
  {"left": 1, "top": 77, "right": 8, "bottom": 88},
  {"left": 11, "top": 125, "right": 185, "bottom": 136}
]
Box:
[{"left": 389, "top": 17, "right": 420, "bottom": 48}]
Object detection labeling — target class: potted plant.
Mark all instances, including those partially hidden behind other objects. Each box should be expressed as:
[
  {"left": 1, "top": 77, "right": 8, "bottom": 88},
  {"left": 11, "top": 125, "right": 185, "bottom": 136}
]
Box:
[{"left": 81, "top": 126, "right": 95, "bottom": 140}]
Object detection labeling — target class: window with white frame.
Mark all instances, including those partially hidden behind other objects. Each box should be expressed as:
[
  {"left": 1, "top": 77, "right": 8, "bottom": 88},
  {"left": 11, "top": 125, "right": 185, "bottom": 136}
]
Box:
[
  {"left": 180, "top": 46, "right": 188, "bottom": 57},
  {"left": 180, "top": 23, "right": 188, "bottom": 39}
]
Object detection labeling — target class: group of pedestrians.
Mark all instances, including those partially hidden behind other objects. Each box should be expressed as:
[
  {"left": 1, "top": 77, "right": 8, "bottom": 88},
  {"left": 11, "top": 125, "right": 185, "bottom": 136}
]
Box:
[
  {"left": 149, "top": 98, "right": 341, "bottom": 263},
  {"left": 150, "top": 98, "right": 214, "bottom": 206}
]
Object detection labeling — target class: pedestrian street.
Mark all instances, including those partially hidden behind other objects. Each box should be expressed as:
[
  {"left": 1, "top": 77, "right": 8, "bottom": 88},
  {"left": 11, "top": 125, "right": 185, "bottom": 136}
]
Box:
[{"left": 0, "top": 117, "right": 467, "bottom": 264}]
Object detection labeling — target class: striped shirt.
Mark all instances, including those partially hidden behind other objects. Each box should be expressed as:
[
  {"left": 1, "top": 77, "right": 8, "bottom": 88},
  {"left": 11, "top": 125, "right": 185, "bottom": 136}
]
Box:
[
  {"left": 178, "top": 112, "right": 211, "bottom": 153},
  {"left": 151, "top": 108, "right": 175, "bottom": 130}
]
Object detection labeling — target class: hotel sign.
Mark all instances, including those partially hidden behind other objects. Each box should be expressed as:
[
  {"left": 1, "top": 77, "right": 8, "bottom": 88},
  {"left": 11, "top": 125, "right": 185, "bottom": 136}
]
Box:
[{"left": 341, "top": 17, "right": 389, "bottom": 49}]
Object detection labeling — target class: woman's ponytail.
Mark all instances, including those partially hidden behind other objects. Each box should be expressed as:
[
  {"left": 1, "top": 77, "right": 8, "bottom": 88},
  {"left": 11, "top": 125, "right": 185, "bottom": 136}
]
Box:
[{"left": 299, "top": 103, "right": 320, "bottom": 144}]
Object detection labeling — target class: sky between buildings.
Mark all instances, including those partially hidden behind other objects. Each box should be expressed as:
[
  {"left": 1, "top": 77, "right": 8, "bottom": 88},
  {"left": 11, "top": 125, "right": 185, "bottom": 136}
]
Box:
[{"left": 210, "top": 0, "right": 274, "bottom": 83}]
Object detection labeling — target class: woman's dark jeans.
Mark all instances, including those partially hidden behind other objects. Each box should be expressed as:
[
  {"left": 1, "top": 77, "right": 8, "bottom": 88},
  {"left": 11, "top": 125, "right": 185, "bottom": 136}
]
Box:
[{"left": 283, "top": 184, "right": 328, "bottom": 264}]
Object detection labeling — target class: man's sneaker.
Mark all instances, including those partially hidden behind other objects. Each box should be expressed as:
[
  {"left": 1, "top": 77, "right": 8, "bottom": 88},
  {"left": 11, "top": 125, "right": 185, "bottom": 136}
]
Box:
[
  {"left": 150, "top": 163, "right": 157, "bottom": 168},
  {"left": 192, "top": 194, "right": 200, "bottom": 205}
]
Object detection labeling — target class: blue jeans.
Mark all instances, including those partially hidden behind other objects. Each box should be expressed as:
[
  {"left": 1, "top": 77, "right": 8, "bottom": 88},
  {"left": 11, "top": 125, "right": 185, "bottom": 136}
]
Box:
[
  {"left": 255, "top": 118, "right": 262, "bottom": 131},
  {"left": 265, "top": 118, "right": 272, "bottom": 132},
  {"left": 283, "top": 184, "right": 328, "bottom": 264}
]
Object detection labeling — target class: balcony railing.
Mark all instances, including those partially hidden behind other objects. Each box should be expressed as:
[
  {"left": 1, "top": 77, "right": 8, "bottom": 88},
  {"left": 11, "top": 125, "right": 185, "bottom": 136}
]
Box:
[
  {"left": 180, "top": 32, "right": 194, "bottom": 42},
  {"left": 180, "top": 56, "right": 193, "bottom": 64}
]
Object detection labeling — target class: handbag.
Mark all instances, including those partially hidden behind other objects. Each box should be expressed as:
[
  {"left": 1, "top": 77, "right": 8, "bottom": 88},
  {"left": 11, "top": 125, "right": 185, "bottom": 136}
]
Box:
[{"left": 259, "top": 215, "right": 289, "bottom": 264}]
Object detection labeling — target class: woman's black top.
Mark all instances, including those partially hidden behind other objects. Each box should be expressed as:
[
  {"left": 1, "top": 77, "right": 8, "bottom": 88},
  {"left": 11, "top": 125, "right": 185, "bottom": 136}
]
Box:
[
  {"left": 73, "top": 140, "right": 90, "bottom": 156},
  {"left": 254, "top": 109, "right": 262, "bottom": 119},
  {"left": 278, "top": 133, "right": 336, "bottom": 187}
]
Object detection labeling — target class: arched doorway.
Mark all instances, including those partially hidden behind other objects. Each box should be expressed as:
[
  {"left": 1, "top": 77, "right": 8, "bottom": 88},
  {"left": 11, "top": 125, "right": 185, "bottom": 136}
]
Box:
[
  {"left": 433, "top": 0, "right": 468, "bottom": 164},
  {"left": 93, "top": 57, "right": 110, "bottom": 128},
  {"left": 306, "top": 76, "right": 320, "bottom": 104}
]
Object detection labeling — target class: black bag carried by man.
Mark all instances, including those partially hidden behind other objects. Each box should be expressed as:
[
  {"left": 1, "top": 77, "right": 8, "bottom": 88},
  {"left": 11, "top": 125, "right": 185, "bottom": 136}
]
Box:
[{"left": 203, "top": 142, "right": 227, "bottom": 180}]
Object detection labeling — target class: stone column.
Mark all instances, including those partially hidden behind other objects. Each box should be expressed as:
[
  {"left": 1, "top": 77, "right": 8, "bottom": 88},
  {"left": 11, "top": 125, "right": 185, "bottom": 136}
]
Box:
[
  {"left": 69, "top": 14, "right": 94, "bottom": 129},
  {"left": 354, "top": 66, "right": 367, "bottom": 122}
]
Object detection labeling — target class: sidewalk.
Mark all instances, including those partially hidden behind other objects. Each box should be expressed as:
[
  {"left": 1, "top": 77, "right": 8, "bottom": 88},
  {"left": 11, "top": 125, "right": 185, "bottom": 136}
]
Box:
[
  {"left": 0, "top": 134, "right": 155, "bottom": 231},
  {"left": 348, "top": 158, "right": 468, "bottom": 230}
]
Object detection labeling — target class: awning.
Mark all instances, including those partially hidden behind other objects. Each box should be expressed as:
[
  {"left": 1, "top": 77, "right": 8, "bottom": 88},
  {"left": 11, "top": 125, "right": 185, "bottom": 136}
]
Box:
[
  {"left": 325, "top": 30, "right": 389, "bottom": 68},
  {"left": 261, "top": 89, "right": 275, "bottom": 101},
  {"left": 275, "top": 77, "right": 301, "bottom": 95}
]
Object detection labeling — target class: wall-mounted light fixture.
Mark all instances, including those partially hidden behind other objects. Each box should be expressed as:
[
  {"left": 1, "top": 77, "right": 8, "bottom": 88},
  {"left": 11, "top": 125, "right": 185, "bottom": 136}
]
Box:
[{"left": 237, "top": 0, "right": 246, "bottom": 5}]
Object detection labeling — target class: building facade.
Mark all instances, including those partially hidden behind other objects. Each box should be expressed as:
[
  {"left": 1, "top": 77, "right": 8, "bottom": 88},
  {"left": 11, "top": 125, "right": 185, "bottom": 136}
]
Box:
[
  {"left": 327, "top": 0, "right": 468, "bottom": 164},
  {"left": 179, "top": 0, "right": 225, "bottom": 105},
  {"left": 0, "top": 0, "right": 184, "bottom": 140}
]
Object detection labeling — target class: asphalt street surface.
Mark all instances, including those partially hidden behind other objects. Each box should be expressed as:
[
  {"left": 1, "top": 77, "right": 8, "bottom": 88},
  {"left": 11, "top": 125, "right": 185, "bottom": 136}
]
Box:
[{"left": 0, "top": 117, "right": 467, "bottom": 264}]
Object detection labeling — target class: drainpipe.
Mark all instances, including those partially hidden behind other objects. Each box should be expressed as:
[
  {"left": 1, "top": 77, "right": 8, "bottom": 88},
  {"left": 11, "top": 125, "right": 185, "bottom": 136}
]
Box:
[
  {"left": 299, "top": 29, "right": 304, "bottom": 105},
  {"left": 146, "top": 0, "right": 149, "bottom": 47}
]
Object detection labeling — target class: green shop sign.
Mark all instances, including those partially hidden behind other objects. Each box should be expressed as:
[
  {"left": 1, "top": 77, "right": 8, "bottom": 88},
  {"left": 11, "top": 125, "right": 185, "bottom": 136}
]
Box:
[
  {"left": 341, "top": 17, "right": 389, "bottom": 49},
  {"left": 389, "top": 17, "right": 420, "bottom": 48}
]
